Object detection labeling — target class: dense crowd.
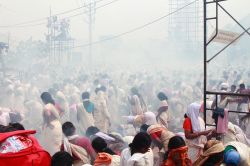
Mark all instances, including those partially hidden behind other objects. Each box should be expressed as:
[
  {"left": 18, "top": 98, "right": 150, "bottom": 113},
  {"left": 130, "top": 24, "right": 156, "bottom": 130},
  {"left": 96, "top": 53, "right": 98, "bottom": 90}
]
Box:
[{"left": 0, "top": 67, "right": 250, "bottom": 166}]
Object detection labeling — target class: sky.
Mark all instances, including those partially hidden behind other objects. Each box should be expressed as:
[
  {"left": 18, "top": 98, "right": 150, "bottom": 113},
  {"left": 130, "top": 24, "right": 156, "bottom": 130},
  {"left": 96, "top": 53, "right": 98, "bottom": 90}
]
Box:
[{"left": 0, "top": 0, "right": 249, "bottom": 45}]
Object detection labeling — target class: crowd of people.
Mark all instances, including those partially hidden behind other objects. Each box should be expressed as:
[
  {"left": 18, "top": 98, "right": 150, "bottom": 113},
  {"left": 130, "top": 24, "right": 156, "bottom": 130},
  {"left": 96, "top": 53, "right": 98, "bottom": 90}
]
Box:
[{"left": 0, "top": 67, "right": 250, "bottom": 166}]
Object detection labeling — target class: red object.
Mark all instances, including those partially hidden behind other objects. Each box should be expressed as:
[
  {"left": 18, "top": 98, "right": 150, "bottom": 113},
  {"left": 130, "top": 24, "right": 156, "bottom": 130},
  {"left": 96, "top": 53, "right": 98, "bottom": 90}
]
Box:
[
  {"left": 0, "top": 130, "right": 51, "bottom": 166},
  {"left": 183, "top": 117, "right": 192, "bottom": 132}
]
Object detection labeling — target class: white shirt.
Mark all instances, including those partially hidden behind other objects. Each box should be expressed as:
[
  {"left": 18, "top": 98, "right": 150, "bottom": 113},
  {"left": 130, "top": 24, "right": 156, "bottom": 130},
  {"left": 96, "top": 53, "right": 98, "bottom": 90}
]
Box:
[{"left": 120, "top": 148, "right": 154, "bottom": 166}]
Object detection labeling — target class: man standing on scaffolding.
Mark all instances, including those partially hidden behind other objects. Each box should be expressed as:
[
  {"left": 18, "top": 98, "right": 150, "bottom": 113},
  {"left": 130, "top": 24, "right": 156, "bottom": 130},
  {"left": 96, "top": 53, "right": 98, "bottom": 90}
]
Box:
[{"left": 237, "top": 83, "right": 250, "bottom": 134}]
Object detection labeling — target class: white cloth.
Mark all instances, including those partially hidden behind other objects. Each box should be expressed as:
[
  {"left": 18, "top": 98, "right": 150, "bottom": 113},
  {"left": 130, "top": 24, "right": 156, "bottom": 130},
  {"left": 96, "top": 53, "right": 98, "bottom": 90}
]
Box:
[
  {"left": 120, "top": 148, "right": 154, "bottom": 166},
  {"left": 186, "top": 102, "right": 201, "bottom": 132},
  {"left": 95, "top": 132, "right": 115, "bottom": 142},
  {"left": 220, "top": 83, "right": 229, "bottom": 90},
  {"left": 0, "top": 112, "right": 10, "bottom": 126},
  {"left": 143, "top": 112, "right": 157, "bottom": 125}
]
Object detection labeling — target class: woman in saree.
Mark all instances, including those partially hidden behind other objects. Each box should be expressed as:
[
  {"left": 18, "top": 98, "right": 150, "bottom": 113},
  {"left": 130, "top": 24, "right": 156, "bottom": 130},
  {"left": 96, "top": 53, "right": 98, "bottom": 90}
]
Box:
[
  {"left": 128, "top": 87, "right": 147, "bottom": 116},
  {"left": 40, "top": 92, "right": 63, "bottom": 156},
  {"left": 94, "top": 87, "right": 111, "bottom": 133},
  {"left": 156, "top": 92, "right": 170, "bottom": 129},
  {"left": 183, "top": 103, "right": 213, "bottom": 162},
  {"left": 77, "top": 92, "right": 95, "bottom": 135}
]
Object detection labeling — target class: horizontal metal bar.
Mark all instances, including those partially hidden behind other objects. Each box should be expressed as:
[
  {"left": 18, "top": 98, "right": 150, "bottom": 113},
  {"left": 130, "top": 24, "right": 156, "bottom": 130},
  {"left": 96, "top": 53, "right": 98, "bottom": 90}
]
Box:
[
  {"left": 205, "top": 108, "right": 250, "bottom": 115},
  {"left": 206, "top": 17, "right": 217, "bottom": 20},
  {"left": 206, "top": 0, "right": 227, "bottom": 4},
  {"left": 206, "top": 91, "right": 250, "bottom": 97},
  {"left": 205, "top": 124, "right": 216, "bottom": 127},
  {"left": 228, "top": 111, "right": 250, "bottom": 114}
]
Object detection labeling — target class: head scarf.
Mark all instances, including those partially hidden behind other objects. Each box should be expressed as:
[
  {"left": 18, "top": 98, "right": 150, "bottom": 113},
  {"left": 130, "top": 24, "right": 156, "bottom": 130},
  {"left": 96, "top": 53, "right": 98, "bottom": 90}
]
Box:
[
  {"left": 186, "top": 103, "right": 201, "bottom": 132},
  {"left": 224, "top": 149, "right": 240, "bottom": 166},
  {"left": 220, "top": 83, "right": 229, "bottom": 90},
  {"left": 164, "top": 146, "right": 192, "bottom": 166},
  {"left": 193, "top": 140, "right": 225, "bottom": 166},
  {"left": 144, "top": 112, "right": 157, "bottom": 125},
  {"left": 94, "top": 152, "right": 112, "bottom": 166}
]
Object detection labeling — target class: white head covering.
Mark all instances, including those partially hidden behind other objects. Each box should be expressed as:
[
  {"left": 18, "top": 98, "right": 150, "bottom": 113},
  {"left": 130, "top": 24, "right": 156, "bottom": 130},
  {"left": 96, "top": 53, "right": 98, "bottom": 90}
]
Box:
[
  {"left": 186, "top": 102, "right": 201, "bottom": 132},
  {"left": 94, "top": 132, "right": 115, "bottom": 142},
  {"left": 143, "top": 111, "right": 157, "bottom": 125},
  {"left": 220, "top": 83, "right": 229, "bottom": 90}
]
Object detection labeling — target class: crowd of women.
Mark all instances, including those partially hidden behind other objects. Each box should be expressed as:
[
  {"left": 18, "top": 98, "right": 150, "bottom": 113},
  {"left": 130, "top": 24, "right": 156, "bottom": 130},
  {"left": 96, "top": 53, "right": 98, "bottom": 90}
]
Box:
[{"left": 0, "top": 67, "right": 250, "bottom": 165}]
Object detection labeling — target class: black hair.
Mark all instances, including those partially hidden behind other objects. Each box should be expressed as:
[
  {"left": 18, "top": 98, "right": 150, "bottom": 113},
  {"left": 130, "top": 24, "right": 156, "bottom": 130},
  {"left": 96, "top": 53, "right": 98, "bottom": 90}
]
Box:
[
  {"left": 62, "top": 122, "right": 76, "bottom": 136},
  {"left": 9, "top": 123, "right": 25, "bottom": 130},
  {"left": 95, "top": 88, "right": 100, "bottom": 94},
  {"left": 164, "top": 136, "right": 186, "bottom": 161},
  {"left": 51, "top": 151, "right": 73, "bottom": 166},
  {"left": 91, "top": 137, "right": 115, "bottom": 155},
  {"left": 86, "top": 126, "right": 100, "bottom": 138},
  {"left": 95, "top": 86, "right": 107, "bottom": 94},
  {"left": 2, "top": 125, "right": 17, "bottom": 132},
  {"left": 168, "top": 136, "right": 186, "bottom": 150},
  {"left": 100, "top": 86, "right": 107, "bottom": 92},
  {"left": 140, "top": 124, "right": 150, "bottom": 133},
  {"left": 129, "top": 132, "right": 152, "bottom": 155},
  {"left": 82, "top": 92, "right": 90, "bottom": 100},
  {"left": 157, "top": 92, "right": 168, "bottom": 101},
  {"left": 240, "top": 83, "right": 245, "bottom": 89},
  {"left": 82, "top": 92, "right": 91, "bottom": 111},
  {"left": 40, "top": 92, "right": 55, "bottom": 105},
  {"left": 0, "top": 125, "right": 6, "bottom": 133},
  {"left": 203, "top": 151, "right": 224, "bottom": 165},
  {"left": 231, "top": 85, "right": 236, "bottom": 88}
]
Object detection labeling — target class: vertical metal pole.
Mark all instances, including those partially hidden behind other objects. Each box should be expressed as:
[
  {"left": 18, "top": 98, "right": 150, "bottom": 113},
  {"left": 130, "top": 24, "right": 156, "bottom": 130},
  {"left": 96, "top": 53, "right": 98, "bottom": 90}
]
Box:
[
  {"left": 215, "top": 94, "right": 218, "bottom": 130},
  {"left": 203, "top": 0, "right": 207, "bottom": 129}
]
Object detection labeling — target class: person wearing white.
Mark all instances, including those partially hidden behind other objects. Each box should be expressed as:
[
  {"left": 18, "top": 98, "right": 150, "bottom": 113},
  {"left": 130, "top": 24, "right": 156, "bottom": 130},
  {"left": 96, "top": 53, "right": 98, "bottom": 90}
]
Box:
[{"left": 120, "top": 132, "right": 153, "bottom": 166}]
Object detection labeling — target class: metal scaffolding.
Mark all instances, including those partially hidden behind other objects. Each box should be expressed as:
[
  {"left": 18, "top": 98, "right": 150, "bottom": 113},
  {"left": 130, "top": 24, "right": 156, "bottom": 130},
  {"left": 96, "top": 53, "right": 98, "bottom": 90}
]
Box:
[
  {"left": 203, "top": 0, "right": 250, "bottom": 130},
  {"left": 168, "top": 0, "right": 202, "bottom": 43},
  {"left": 47, "top": 14, "right": 75, "bottom": 65}
]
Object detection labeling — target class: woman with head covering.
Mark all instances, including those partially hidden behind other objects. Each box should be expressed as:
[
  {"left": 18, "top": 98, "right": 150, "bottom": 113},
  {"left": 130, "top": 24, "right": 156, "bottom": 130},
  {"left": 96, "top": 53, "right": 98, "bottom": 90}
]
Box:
[
  {"left": 162, "top": 136, "right": 192, "bottom": 166},
  {"left": 124, "top": 111, "right": 157, "bottom": 128},
  {"left": 183, "top": 103, "right": 213, "bottom": 162},
  {"left": 91, "top": 137, "right": 120, "bottom": 166},
  {"left": 193, "top": 140, "right": 225, "bottom": 166},
  {"left": 120, "top": 132, "right": 153, "bottom": 166},
  {"left": 128, "top": 87, "right": 147, "bottom": 116},
  {"left": 76, "top": 92, "right": 95, "bottom": 135},
  {"left": 147, "top": 122, "right": 175, "bottom": 153},
  {"left": 62, "top": 122, "right": 95, "bottom": 165},
  {"left": 40, "top": 92, "right": 63, "bottom": 156},
  {"left": 156, "top": 92, "right": 170, "bottom": 128},
  {"left": 93, "top": 87, "right": 111, "bottom": 133}
]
